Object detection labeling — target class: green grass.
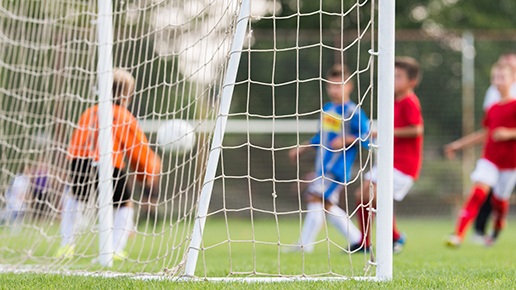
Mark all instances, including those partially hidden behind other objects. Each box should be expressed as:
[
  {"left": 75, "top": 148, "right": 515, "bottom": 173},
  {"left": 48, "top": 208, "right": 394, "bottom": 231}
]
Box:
[{"left": 2, "top": 218, "right": 516, "bottom": 289}]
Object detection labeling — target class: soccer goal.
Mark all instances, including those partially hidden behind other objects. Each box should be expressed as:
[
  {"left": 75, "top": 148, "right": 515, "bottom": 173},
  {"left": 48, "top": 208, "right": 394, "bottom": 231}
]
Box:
[{"left": 0, "top": 0, "right": 394, "bottom": 281}]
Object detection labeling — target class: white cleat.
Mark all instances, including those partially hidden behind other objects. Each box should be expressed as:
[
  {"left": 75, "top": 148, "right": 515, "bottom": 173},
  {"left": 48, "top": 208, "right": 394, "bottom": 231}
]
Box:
[{"left": 445, "top": 234, "right": 462, "bottom": 248}]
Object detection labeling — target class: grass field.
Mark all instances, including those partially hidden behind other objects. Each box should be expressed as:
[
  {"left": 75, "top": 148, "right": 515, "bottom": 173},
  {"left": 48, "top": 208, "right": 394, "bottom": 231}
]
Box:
[{"left": 2, "top": 218, "right": 516, "bottom": 289}]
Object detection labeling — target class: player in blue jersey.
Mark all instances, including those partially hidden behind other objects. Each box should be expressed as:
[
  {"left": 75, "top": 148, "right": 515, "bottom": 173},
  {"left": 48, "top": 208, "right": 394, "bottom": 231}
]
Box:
[{"left": 287, "top": 64, "right": 370, "bottom": 253}]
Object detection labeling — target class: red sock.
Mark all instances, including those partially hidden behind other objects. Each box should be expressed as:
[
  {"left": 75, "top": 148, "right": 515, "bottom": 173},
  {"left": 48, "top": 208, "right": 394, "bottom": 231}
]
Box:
[
  {"left": 356, "top": 201, "right": 373, "bottom": 247},
  {"left": 490, "top": 195, "right": 510, "bottom": 232},
  {"left": 455, "top": 185, "right": 489, "bottom": 238},
  {"left": 393, "top": 215, "right": 401, "bottom": 241}
]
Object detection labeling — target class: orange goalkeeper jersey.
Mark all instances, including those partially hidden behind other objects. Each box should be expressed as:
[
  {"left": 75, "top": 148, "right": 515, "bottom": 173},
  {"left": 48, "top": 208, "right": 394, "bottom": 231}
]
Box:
[{"left": 68, "top": 104, "right": 159, "bottom": 179}]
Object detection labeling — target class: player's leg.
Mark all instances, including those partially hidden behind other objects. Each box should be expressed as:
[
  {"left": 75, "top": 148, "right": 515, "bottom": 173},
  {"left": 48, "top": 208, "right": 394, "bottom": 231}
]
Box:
[
  {"left": 487, "top": 194, "right": 508, "bottom": 246},
  {"left": 112, "top": 168, "right": 134, "bottom": 259},
  {"left": 391, "top": 168, "right": 414, "bottom": 254},
  {"left": 322, "top": 180, "right": 362, "bottom": 249},
  {"left": 60, "top": 190, "right": 78, "bottom": 246},
  {"left": 290, "top": 173, "right": 327, "bottom": 253},
  {"left": 295, "top": 195, "right": 325, "bottom": 253},
  {"left": 448, "top": 159, "right": 497, "bottom": 247},
  {"left": 57, "top": 160, "right": 95, "bottom": 258},
  {"left": 472, "top": 190, "right": 493, "bottom": 243},
  {"left": 486, "top": 169, "right": 516, "bottom": 246},
  {"left": 57, "top": 193, "right": 80, "bottom": 258},
  {"left": 355, "top": 167, "right": 377, "bottom": 249}
]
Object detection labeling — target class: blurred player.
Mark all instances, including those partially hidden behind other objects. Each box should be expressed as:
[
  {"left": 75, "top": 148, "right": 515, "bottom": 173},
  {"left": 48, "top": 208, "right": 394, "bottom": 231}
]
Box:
[
  {"left": 287, "top": 64, "right": 370, "bottom": 253},
  {"left": 446, "top": 63, "right": 516, "bottom": 247},
  {"left": 1, "top": 164, "right": 30, "bottom": 233},
  {"left": 355, "top": 57, "right": 424, "bottom": 254},
  {"left": 30, "top": 162, "right": 49, "bottom": 215},
  {"left": 471, "top": 53, "right": 516, "bottom": 242},
  {"left": 56, "top": 69, "right": 162, "bottom": 259},
  {"left": 482, "top": 53, "right": 516, "bottom": 110}
]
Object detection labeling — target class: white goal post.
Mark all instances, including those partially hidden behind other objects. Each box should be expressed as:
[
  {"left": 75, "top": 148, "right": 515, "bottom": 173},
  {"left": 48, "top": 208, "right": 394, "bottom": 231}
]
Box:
[
  {"left": 183, "top": 0, "right": 251, "bottom": 276},
  {"left": 376, "top": 0, "right": 395, "bottom": 280},
  {"left": 0, "top": 0, "right": 394, "bottom": 281}
]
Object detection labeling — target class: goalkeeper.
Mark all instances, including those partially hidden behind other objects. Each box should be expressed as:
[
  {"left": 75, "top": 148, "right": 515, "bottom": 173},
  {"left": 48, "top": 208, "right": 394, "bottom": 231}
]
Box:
[
  {"left": 56, "top": 69, "right": 162, "bottom": 259},
  {"left": 288, "top": 64, "right": 370, "bottom": 253}
]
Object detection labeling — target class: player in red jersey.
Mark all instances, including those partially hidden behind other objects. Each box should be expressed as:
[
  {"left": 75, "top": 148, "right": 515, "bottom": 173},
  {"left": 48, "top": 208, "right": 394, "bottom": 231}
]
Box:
[
  {"left": 445, "top": 62, "right": 516, "bottom": 247},
  {"left": 355, "top": 57, "right": 424, "bottom": 253}
]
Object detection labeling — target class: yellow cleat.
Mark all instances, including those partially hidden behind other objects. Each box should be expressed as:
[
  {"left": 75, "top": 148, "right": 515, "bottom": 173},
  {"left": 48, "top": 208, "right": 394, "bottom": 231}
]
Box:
[
  {"left": 113, "top": 251, "right": 128, "bottom": 261},
  {"left": 55, "top": 245, "right": 75, "bottom": 259}
]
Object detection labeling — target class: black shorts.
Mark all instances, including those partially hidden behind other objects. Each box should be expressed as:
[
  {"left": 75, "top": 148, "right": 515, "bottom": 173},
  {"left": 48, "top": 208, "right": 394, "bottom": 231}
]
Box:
[{"left": 70, "top": 159, "right": 131, "bottom": 207}]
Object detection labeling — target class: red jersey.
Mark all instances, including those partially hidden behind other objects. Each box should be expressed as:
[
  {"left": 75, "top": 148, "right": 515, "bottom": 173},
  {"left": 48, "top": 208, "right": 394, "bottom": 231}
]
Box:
[
  {"left": 68, "top": 104, "right": 159, "bottom": 180},
  {"left": 393, "top": 93, "right": 424, "bottom": 179},
  {"left": 482, "top": 99, "right": 516, "bottom": 169}
]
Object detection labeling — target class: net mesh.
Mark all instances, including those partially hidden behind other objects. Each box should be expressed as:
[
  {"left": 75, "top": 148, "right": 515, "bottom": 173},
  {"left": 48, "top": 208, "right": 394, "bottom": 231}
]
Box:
[
  {"left": 0, "top": 0, "right": 377, "bottom": 278},
  {"left": 200, "top": 0, "right": 377, "bottom": 278}
]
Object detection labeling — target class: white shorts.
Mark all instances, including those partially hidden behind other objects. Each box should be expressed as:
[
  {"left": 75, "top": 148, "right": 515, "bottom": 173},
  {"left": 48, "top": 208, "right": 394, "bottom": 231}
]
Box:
[
  {"left": 364, "top": 165, "right": 414, "bottom": 201},
  {"left": 470, "top": 158, "right": 516, "bottom": 201},
  {"left": 306, "top": 173, "right": 343, "bottom": 205}
]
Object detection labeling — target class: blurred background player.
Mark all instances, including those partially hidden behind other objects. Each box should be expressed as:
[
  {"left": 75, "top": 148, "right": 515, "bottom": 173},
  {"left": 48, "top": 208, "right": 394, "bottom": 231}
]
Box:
[
  {"left": 1, "top": 164, "right": 30, "bottom": 234},
  {"left": 287, "top": 64, "right": 370, "bottom": 253},
  {"left": 57, "top": 68, "right": 162, "bottom": 259},
  {"left": 355, "top": 57, "right": 424, "bottom": 254},
  {"left": 446, "top": 62, "right": 516, "bottom": 248},
  {"left": 445, "top": 53, "right": 516, "bottom": 243},
  {"left": 30, "top": 161, "right": 49, "bottom": 216},
  {"left": 469, "top": 53, "right": 516, "bottom": 242}
]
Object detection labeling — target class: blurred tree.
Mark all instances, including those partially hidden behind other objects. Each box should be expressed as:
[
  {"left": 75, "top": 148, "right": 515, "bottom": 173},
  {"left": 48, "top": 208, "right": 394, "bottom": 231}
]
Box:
[
  {"left": 253, "top": 0, "right": 516, "bottom": 30},
  {"left": 396, "top": 0, "right": 516, "bottom": 29}
]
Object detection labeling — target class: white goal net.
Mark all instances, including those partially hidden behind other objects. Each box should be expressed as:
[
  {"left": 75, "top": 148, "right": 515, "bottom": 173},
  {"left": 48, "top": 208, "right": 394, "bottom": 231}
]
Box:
[{"left": 0, "top": 0, "right": 393, "bottom": 280}]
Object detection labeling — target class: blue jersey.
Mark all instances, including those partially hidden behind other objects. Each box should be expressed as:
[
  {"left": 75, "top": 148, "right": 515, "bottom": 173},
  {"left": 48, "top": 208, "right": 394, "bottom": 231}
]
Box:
[{"left": 309, "top": 101, "right": 370, "bottom": 183}]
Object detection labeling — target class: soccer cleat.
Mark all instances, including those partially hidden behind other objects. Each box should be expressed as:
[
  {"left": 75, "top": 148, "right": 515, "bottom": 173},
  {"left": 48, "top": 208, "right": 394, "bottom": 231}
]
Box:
[
  {"left": 484, "top": 230, "right": 500, "bottom": 248},
  {"left": 445, "top": 234, "right": 462, "bottom": 248},
  {"left": 484, "top": 236, "right": 496, "bottom": 248},
  {"left": 55, "top": 245, "right": 75, "bottom": 259},
  {"left": 470, "top": 231, "right": 485, "bottom": 245},
  {"left": 114, "top": 250, "right": 128, "bottom": 261},
  {"left": 393, "top": 232, "right": 406, "bottom": 254}
]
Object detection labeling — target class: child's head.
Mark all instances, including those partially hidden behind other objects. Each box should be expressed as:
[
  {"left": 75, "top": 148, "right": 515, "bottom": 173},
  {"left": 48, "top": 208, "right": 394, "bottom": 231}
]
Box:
[
  {"left": 491, "top": 62, "right": 516, "bottom": 94},
  {"left": 498, "top": 53, "right": 516, "bottom": 71},
  {"left": 112, "top": 68, "right": 135, "bottom": 107},
  {"left": 325, "top": 64, "right": 353, "bottom": 104},
  {"left": 394, "top": 57, "right": 420, "bottom": 96}
]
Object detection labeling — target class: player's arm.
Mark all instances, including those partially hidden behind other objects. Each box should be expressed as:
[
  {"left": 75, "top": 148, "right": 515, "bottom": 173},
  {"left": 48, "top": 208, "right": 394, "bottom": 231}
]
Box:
[
  {"left": 394, "top": 99, "right": 424, "bottom": 138},
  {"left": 289, "top": 141, "right": 313, "bottom": 163},
  {"left": 289, "top": 120, "right": 324, "bottom": 163},
  {"left": 331, "top": 111, "right": 371, "bottom": 150},
  {"left": 492, "top": 127, "right": 516, "bottom": 141},
  {"left": 117, "top": 114, "right": 162, "bottom": 188},
  {"left": 393, "top": 124, "right": 424, "bottom": 138},
  {"left": 329, "top": 135, "right": 356, "bottom": 150},
  {"left": 443, "top": 129, "right": 486, "bottom": 160}
]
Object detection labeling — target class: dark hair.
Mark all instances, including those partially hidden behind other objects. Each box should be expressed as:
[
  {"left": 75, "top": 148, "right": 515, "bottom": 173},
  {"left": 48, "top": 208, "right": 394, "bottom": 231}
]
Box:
[
  {"left": 395, "top": 56, "right": 421, "bottom": 83},
  {"left": 326, "top": 63, "right": 351, "bottom": 80}
]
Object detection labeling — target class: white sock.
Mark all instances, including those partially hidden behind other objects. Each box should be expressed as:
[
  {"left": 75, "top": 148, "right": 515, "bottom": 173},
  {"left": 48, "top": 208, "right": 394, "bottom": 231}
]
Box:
[
  {"left": 298, "top": 202, "right": 325, "bottom": 253},
  {"left": 327, "top": 205, "right": 362, "bottom": 245},
  {"left": 60, "top": 194, "right": 81, "bottom": 247},
  {"left": 113, "top": 206, "right": 134, "bottom": 255}
]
